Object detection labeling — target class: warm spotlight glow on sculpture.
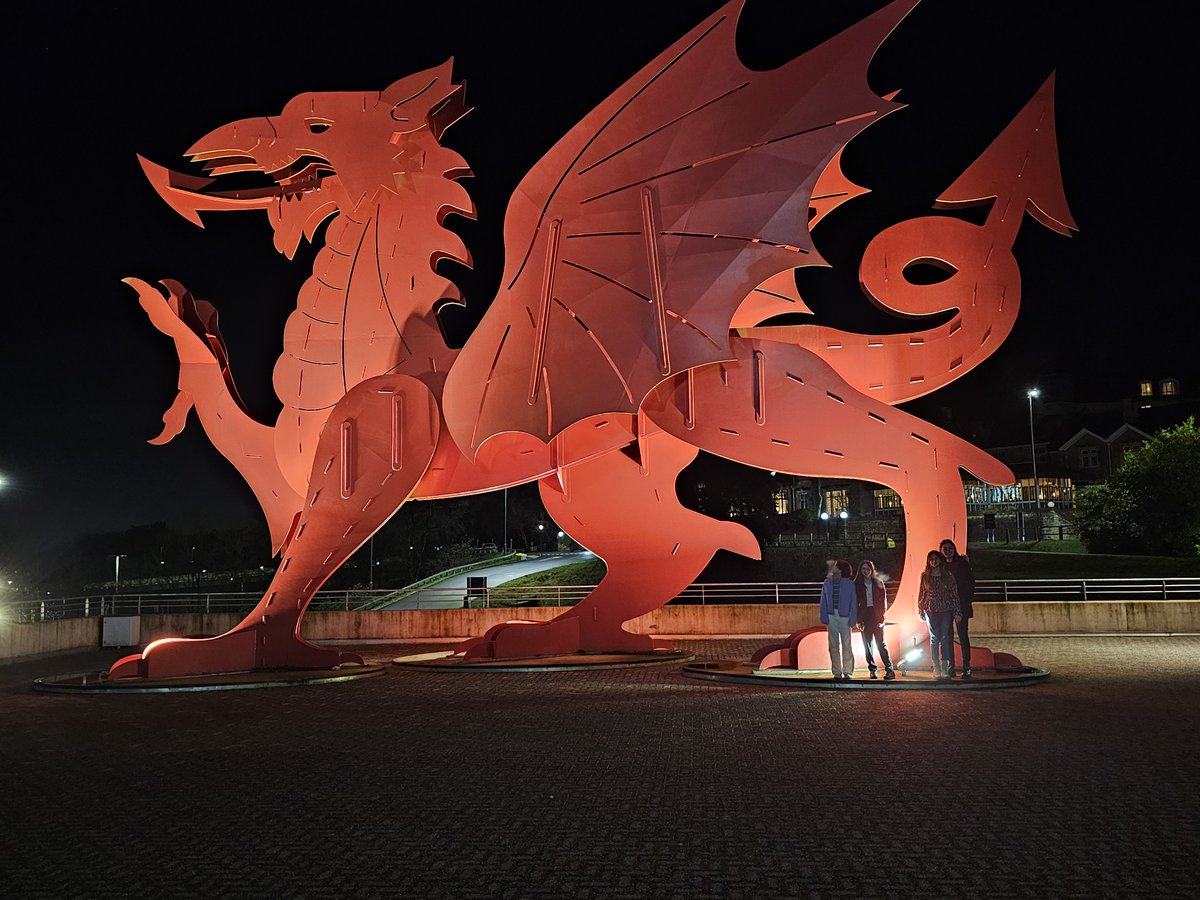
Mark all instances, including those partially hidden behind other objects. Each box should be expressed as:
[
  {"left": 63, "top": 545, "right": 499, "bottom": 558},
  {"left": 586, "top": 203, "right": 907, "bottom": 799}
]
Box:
[{"left": 110, "top": 0, "right": 1073, "bottom": 679}]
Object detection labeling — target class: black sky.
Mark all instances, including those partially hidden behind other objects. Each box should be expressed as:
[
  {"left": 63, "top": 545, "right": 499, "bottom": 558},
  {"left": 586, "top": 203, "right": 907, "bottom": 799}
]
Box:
[{"left": 1, "top": 0, "right": 1192, "bottom": 562}]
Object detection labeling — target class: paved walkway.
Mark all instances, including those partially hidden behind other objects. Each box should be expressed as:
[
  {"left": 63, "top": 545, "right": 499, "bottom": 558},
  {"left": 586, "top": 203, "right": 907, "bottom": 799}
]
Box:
[{"left": 2, "top": 635, "right": 1196, "bottom": 898}]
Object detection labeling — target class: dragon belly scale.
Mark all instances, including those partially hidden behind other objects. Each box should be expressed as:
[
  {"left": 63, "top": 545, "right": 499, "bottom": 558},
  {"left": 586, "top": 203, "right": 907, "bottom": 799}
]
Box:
[{"left": 110, "top": 0, "right": 1073, "bottom": 679}]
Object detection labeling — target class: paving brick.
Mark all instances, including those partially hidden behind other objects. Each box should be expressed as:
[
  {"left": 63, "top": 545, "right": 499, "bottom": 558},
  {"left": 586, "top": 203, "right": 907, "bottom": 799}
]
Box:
[{"left": 0, "top": 636, "right": 1196, "bottom": 898}]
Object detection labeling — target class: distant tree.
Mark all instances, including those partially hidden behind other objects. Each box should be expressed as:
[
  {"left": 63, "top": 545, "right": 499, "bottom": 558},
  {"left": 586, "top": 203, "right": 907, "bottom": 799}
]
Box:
[
  {"left": 1075, "top": 417, "right": 1200, "bottom": 557},
  {"left": 355, "top": 495, "right": 476, "bottom": 586},
  {"left": 504, "top": 484, "right": 551, "bottom": 550}
]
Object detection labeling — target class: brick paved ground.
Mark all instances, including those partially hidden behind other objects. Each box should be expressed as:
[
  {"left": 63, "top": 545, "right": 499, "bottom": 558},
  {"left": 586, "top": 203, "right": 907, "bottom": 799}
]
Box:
[{"left": 1, "top": 636, "right": 1197, "bottom": 899}]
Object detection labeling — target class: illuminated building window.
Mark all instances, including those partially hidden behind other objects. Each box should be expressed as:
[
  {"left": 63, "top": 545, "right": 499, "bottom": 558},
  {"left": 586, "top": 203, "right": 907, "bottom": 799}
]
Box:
[
  {"left": 773, "top": 491, "right": 789, "bottom": 515},
  {"left": 1018, "top": 476, "right": 1074, "bottom": 503},
  {"left": 1080, "top": 446, "right": 1099, "bottom": 468},
  {"left": 964, "top": 481, "right": 1023, "bottom": 506},
  {"left": 1160, "top": 378, "right": 1178, "bottom": 396},
  {"left": 1139, "top": 380, "right": 1153, "bottom": 397},
  {"left": 824, "top": 489, "right": 849, "bottom": 517},
  {"left": 784, "top": 489, "right": 812, "bottom": 510},
  {"left": 873, "top": 488, "right": 903, "bottom": 510}
]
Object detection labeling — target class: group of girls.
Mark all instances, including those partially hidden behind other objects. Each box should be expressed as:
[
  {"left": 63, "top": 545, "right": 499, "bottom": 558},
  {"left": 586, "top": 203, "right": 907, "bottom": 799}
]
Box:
[
  {"left": 818, "top": 558, "right": 895, "bottom": 681},
  {"left": 819, "top": 539, "right": 977, "bottom": 682},
  {"left": 918, "top": 539, "right": 976, "bottom": 679}
]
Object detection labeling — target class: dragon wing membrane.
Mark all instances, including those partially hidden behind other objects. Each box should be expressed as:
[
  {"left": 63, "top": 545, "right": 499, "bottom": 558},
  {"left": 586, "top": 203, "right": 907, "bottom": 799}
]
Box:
[{"left": 443, "top": 0, "right": 916, "bottom": 454}]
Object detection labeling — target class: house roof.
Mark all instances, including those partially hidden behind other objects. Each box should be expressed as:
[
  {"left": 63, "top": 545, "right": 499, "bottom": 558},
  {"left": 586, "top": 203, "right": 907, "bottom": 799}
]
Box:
[{"left": 1059, "top": 423, "right": 1151, "bottom": 452}]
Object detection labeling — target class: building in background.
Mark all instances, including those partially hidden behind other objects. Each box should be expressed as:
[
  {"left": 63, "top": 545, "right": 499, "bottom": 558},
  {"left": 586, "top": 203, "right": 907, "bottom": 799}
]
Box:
[{"left": 766, "top": 378, "right": 1195, "bottom": 546}]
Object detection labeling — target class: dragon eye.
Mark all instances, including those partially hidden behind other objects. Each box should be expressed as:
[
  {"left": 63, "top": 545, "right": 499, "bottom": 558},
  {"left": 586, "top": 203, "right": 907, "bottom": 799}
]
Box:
[{"left": 305, "top": 119, "right": 333, "bottom": 134}]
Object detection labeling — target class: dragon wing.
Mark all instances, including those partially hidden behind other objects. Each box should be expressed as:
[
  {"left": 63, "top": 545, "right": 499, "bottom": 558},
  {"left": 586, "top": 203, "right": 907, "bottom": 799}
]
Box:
[{"left": 443, "top": 0, "right": 914, "bottom": 455}]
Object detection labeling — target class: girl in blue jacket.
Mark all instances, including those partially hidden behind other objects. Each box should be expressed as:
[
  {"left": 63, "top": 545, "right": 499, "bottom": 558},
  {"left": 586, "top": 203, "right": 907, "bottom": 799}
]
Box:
[{"left": 819, "top": 559, "right": 857, "bottom": 680}]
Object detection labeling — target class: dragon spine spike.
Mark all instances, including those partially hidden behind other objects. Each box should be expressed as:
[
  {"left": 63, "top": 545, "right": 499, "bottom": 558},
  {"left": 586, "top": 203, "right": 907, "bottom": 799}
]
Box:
[{"left": 935, "top": 73, "right": 1077, "bottom": 237}]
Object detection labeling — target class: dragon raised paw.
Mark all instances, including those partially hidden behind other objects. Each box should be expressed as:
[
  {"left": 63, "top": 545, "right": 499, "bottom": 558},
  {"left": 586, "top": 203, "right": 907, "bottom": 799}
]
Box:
[{"left": 110, "top": 0, "right": 1074, "bottom": 679}]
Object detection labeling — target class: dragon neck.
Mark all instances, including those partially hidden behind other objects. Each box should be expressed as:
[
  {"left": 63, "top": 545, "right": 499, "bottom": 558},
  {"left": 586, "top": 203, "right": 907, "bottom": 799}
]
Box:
[{"left": 311, "top": 189, "right": 465, "bottom": 380}]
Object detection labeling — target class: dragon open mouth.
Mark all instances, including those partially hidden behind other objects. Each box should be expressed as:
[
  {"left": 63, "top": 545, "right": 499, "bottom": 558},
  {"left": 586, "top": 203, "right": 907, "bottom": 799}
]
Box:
[
  {"left": 137, "top": 151, "right": 338, "bottom": 237},
  {"left": 193, "top": 152, "right": 334, "bottom": 197}
]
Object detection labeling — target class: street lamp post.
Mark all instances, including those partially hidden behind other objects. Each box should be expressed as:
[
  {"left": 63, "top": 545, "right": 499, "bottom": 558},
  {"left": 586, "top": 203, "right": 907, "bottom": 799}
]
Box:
[
  {"left": 839, "top": 509, "right": 850, "bottom": 542},
  {"left": 114, "top": 554, "right": 128, "bottom": 594},
  {"left": 1027, "top": 388, "right": 1041, "bottom": 540}
]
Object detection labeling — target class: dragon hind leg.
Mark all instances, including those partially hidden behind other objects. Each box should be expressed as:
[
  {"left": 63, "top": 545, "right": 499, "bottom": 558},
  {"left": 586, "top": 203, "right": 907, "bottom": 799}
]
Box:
[
  {"left": 458, "top": 425, "right": 759, "bottom": 659},
  {"left": 643, "top": 336, "right": 1018, "bottom": 671},
  {"left": 108, "top": 374, "right": 440, "bottom": 679}
]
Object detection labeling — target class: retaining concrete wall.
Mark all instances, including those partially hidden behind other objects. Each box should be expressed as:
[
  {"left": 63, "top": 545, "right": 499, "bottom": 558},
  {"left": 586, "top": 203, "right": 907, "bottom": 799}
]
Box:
[
  {"left": 971, "top": 600, "right": 1200, "bottom": 635},
  {"left": 132, "top": 600, "right": 1200, "bottom": 639},
  {"left": 4, "top": 600, "right": 1198, "bottom": 663},
  {"left": 301, "top": 608, "right": 561, "bottom": 641},
  {"left": 0, "top": 617, "right": 101, "bottom": 663},
  {"left": 627, "top": 604, "right": 816, "bottom": 635},
  {"left": 636, "top": 601, "right": 1200, "bottom": 636},
  {"left": 140, "top": 613, "right": 243, "bottom": 644}
]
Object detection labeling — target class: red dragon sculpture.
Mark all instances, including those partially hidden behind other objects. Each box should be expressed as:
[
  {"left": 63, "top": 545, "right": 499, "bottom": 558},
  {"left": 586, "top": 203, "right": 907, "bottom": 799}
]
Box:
[{"left": 110, "top": 0, "right": 1074, "bottom": 679}]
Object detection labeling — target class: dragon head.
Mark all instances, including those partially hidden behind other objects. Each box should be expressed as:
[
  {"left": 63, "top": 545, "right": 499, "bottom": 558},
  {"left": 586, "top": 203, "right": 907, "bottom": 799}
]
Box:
[{"left": 139, "top": 61, "right": 473, "bottom": 258}]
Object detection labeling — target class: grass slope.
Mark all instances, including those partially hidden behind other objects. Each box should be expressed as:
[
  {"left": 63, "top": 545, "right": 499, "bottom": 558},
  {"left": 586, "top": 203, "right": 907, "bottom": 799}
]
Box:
[{"left": 497, "top": 558, "right": 608, "bottom": 588}]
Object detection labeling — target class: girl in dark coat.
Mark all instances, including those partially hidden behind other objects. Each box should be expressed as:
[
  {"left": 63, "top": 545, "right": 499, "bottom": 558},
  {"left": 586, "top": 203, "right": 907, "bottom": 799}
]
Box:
[
  {"left": 917, "top": 549, "right": 961, "bottom": 680},
  {"left": 854, "top": 560, "right": 894, "bottom": 680},
  {"left": 940, "top": 539, "right": 976, "bottom": 678}
]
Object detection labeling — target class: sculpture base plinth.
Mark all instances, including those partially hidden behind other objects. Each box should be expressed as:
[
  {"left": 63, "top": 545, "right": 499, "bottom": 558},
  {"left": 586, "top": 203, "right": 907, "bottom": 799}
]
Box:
[
  {"left": 683, "top": 660, "right": 1048, "bottom": 689},
  {"left": 33, "top": 664, "right": 386, "bottom": 694}
]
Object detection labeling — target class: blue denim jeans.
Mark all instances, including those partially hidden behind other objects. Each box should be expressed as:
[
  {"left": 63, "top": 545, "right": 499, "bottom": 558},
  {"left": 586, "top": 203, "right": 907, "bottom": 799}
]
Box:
[{"left": 927, "top": 611, "right": 955, "bottom": 668}]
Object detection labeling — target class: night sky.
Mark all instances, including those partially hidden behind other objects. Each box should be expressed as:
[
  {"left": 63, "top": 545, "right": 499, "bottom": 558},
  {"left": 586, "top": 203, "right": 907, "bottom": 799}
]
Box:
[{"left": 1, "top": 1, "right": 1191, "bottom": 567}]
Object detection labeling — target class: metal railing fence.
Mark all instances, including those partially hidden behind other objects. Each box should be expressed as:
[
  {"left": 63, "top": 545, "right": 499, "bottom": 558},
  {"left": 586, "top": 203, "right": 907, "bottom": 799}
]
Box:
[
  {"left": 5, "top": 577, "right": 1199, "bottom": 623},
  {"left": 973, "top": 577, "right": 1200, "bottom": 603},
  {"left": 2, "top": 588, "right": 395, "bottom": 624}
]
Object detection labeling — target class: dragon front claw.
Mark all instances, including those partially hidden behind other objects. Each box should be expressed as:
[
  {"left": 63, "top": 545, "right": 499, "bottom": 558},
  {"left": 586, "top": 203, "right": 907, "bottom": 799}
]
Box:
[
  {"left": 123, "top": 277, "right": 220, "bottom": 365},
  {"left": 108, "top": 627, "right": 364, "bottom": 680},
  {"left": 124, "top": 277, "right": 229, "bottom": 444},
  {"left": 148, "top": 389, "right": 196, "bottom": 445}
]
